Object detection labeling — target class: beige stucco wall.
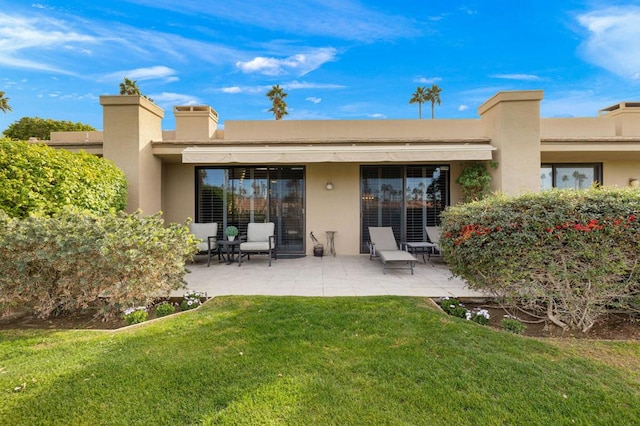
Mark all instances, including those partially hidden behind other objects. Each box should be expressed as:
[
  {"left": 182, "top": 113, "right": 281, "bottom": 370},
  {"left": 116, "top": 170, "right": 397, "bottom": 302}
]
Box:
[
  {"left": 100, "top": 95, "right": 164, "bottom": 215},
  {"left": 162, "top": 163, "right": 195, "bottom": 223},
  {"left": 479, "top": 91, "right": 543, "bottom": 195},
  {"left": 603, "top": 161, "right": 640, "bottom": 187},
  {"left": 224, "top": 118, "right": 484, "bottom": 141},
  {"left": 306, "top": 163, "right": 361, "bottom": 255}
]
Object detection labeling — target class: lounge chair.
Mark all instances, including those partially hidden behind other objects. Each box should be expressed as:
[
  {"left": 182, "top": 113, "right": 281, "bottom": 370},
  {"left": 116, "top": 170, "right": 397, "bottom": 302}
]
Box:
[
  {"left": 189, "top": 222, "right": 219, "bottom": 267},
  {"left": 238, "top": 222, "right": 277, "bottom": 267},
  {"left": 425, "top": 226, "right": 442, "bottom": 262},
  {"left": 368, "top": 227, "right": 417, "bottom": 274}
]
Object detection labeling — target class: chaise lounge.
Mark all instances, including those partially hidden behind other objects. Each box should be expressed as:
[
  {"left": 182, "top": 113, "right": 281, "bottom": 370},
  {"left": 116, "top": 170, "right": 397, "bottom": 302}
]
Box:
[{"left": 368, "top": 227, "right": 417, "bottom": 274}]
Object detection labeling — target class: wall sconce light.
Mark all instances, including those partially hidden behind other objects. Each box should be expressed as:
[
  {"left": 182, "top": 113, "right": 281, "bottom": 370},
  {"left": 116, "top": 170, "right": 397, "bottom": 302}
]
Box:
[
  {"left": 630, "top": 178, "right": 639, "bottom": 187},
  {"left": 325, "top": 181, "right": 334, "bottom": 190}
]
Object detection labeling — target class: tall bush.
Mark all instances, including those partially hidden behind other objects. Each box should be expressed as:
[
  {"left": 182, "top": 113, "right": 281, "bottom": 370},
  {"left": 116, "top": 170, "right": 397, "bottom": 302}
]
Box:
[
  {"left": 440, "top": 187, "right": 640, "bottom": 332},
  {"left": 0, "top": 140, "right": 127, "bottom": 218},
  {"left": 0, "top": 209, "right": 199, "bottom": 319}
]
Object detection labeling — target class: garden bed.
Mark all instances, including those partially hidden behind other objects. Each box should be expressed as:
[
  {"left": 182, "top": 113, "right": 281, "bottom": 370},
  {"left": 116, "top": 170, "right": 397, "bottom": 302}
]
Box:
[
  {"left": 0, "top": 296, "right": 208, "bottom": 331},
  {"left": 451, "top": 298, "right": 640, "bottom": 341}
]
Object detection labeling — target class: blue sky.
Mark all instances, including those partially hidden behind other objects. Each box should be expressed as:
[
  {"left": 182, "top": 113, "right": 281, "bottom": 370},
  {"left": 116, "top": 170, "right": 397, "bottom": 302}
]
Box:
[{"left": 1, "top": 0, "right": 640, "bottom": 131}]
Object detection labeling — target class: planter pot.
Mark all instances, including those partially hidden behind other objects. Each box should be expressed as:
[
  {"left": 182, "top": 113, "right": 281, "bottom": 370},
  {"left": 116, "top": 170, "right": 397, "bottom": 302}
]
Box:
[{"left": 228, "top": 236, "right": 236, "bottom": 241}]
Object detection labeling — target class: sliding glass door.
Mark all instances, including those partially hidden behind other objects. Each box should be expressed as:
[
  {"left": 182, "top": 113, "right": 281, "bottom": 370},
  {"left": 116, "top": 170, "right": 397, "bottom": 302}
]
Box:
[
  {"left": 196, "top": 166, "right": 305, "bottom": 254},
  {"left": 360, "top": 165, "right": 449, "bottom": 252}
]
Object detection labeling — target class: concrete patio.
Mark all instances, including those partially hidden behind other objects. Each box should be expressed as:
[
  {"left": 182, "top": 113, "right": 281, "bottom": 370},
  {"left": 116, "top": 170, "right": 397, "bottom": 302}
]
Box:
[{"left": 176, "top": 254, "right": 486, "bottom": 298}]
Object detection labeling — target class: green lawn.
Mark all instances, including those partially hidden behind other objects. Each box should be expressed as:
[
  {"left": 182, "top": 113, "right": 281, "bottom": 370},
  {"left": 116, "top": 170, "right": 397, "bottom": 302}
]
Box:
[{"left": 1, "top": 296, "right": 639, "bottom": 425}]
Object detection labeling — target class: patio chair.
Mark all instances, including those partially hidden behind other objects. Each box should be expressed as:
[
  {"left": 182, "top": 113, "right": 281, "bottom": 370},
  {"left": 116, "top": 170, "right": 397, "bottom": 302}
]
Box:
[
  {"left": 189, "top": 222, "right": 219, "bottom": 267},
  {"left": 425, "top": 226, "right": 442, "bottom": 262},
  {"left": 368, "top": 227, "right": 417, "bottom": 274},
  {"left": 238, "top": 222, "right": 277, "bottom": 267}
]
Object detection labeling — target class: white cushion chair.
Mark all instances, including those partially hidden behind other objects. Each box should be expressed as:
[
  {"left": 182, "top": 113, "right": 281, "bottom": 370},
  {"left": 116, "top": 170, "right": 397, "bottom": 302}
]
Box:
[
  {"left": 188, "top": 222, "right": 218, "bottom": 267},
  {"left": 238, "top": 222, "right": 276, "bottom": 267}
]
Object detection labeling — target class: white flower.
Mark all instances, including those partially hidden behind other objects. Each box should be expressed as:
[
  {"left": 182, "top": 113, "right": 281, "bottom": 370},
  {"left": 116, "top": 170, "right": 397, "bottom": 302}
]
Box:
[
  {"left": 465, "top": 312, "right": 472, "bottom": 321},
  {"left": 187, "top": 300, "right": 193, "bottom": 306}
]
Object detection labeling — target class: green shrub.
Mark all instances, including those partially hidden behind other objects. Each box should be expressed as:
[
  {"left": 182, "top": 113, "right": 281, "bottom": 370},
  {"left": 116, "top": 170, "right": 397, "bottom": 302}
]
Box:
[
  {"left": 3, "top": 116, "right": 95, "bottom": 140},
  {"left": 469, "top": 309, "right": 490, "bottom": 325},
  {"left": 502, "top": 317, "right": 526, "bottom": 334},
  {"left": 123, "top": 307, "right": 148, "bottom": 325},
  {"left": 0, "top": 140, "right": 127, "bottom": 218},
  {"left": 0, "top": 209, "right": 199, "bottom": 319},
  {"left": 438, "top": 297, "right": 468, "bottom": 318},
  {"left": 181, "top": 291, "right": 204, "bottom": 311},
  {"left": 441, "top": 187, "right": 640, "bottom": 332},
  {"left": 155, "top": 302, "right": 176, "bottom": 317}
]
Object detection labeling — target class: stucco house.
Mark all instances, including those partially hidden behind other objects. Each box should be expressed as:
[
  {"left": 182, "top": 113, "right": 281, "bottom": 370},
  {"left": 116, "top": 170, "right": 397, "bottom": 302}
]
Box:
[{"left": 48, "top": 90, "right": 640, "bottom": 257}]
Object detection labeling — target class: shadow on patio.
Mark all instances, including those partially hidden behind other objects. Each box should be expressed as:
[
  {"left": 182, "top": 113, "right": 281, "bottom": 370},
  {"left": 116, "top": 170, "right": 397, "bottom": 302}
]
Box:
[{"left": 175, "top": 255, "right": 486, "bottom": 298}]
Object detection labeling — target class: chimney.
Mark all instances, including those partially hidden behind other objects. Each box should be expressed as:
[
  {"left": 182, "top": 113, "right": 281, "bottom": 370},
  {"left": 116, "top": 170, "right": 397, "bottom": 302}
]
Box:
[{"left": 174, "top": 106, "right": 219, "bottom": 140}]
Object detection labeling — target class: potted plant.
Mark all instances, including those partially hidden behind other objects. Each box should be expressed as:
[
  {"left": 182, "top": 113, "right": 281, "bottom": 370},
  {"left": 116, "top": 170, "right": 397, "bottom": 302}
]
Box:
[{"left": 224, "top": 225, "right": 239, "bottom": 241}]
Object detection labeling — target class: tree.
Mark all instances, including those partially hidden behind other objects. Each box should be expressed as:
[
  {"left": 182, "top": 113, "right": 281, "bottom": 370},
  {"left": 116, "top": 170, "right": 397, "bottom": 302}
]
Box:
[
  {"left": 266, "top": 85, "right": 288, "bottom": 120},
  {"left": 426, "top": 84, "right": 442, "bottom": 119},
  {"left": 119, "top": 77, "right": 141, "bottom": 95},
  {"left": 0, "top": 91, "right": 12, "bottom": 114},
  {"left": 409, "top": 86, "right": 428, "bottom": 119},
  {"left": 3, "top": 117, "right": 96, "bottom": 140},
  {"left": 0, "top": 140, "right": 127, "bottom": 218}
]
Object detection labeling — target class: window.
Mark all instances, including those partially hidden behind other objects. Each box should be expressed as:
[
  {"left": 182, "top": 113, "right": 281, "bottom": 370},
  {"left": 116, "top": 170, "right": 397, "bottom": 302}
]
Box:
[
  {"left": 196, "top": 166, "right": 305, "bottom": 254},
  {"left": 360, "top": 165, "right": 449, "bottom": 252},
  {"left": 541, "top": 164, "right": 602, "bottom": 190}
]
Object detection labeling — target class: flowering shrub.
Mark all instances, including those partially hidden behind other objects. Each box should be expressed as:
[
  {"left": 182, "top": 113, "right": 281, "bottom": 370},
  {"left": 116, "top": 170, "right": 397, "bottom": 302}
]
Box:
[
  {"left": 181, "top": 291, "right": 204, "bottom": 311},
  {"left": 438, "top": 298, "right": 490, "bottom": 326},
  {"left": 467, "top": 308, "right": 490, "bottom": 325},
  {"left": 441, "top": 187, "right": 640, "bottom": 332},
  {"left": 438, "top": 297, "right": 467, "bottom": 318},
  {"left": 123, "top": 307, "right": 148, "bottom": 325}
]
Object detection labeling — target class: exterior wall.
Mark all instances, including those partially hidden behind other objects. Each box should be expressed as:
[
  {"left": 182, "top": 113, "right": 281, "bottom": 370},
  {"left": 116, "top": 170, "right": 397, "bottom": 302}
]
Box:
[
  {"left": 162, "top": 163, "right": 195, "bottom": 223},
  {"left": 479, "top": 91, "right": 543, "bottom": 195},
  {"left": 540, "top": 117, "right": 615, "bottom": 138},
  {"left": 306, "top": 163, "right": 361, "bottom": 256},
  {"left": 224, "top": 118, "right": 484, "bottom": 141},
  {"left": 603, "top": 161, "right": 640, "bottom": 187},
  {"left": 100, "top": 95, "right": 164, "bottom": 214}
]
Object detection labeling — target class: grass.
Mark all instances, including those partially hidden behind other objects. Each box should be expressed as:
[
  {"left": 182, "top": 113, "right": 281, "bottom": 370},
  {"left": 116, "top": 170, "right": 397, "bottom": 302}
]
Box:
[{"left": 1, "top": 296, "right": 639, "bottom": 425}]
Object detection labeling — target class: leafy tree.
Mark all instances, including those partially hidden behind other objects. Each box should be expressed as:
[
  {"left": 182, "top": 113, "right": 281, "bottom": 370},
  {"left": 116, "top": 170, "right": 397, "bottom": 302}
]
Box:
[
  {"left": 0, "top": 91, "right": 11, "bottom": 114},
  {"left": 409, "top": 86, "right": 428, "bottom": 119},
  {"left": 119, "top": 77, "right": 142, "bottom": 95},
  {"left": 3, "top": 117, "right": 96, "bottom": 140},
  {"left": 266, "top": 85, "right": 288, "bottom": 120},
  {"left": 426, "top": 84, "right": 442, "bottom": 119},
  {"left": 0, "top": 140, "right": 127, "bottom": 218}
]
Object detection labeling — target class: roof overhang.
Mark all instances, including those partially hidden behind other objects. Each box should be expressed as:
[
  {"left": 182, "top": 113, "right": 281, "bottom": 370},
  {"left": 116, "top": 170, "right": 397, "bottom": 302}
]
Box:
[{"left": 181, "top": 144, "right": 496, "bottom": 164}]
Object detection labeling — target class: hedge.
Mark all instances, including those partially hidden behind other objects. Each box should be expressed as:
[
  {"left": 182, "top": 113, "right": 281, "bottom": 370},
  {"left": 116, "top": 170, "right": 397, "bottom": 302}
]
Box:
[
  {"left": 0, "top": 209, "right": 199, "bottom": 319},
  {"left": 440, "top": 187, "right": 640, "bottom": 332},
  {"left": 0, "top": 140, "right": 127, "bottom": 218}
]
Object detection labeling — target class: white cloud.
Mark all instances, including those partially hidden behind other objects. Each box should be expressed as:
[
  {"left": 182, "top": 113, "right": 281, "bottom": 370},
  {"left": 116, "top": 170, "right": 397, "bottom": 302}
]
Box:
[
  {"left": 413, "top": 77, "right": 442, "bottom": 84},
  {"left": 491, "top": 73, "right": 541, "bottom": 81},
  {"left": 306, "top": 97, "right": 322, "bottom": 104},
  {"left": 236, "top": 48, "right": 337, "bottom": 77},
  {"left": 458, "top": 105, "right": 469, "bottom": 112},
  {"left": 221, "top": 86, "right": 242, "bottom": 94},
  {"left": 101, "top": 66, "right": 178, "bottom": 82},
  {"left": 123, "top": 0, "right": 421, "bottom": 42},
  {"left": 577, "top": 6, "right": 640, "bottom": 80},
  {"left": 368, "top": 113, "right": 386, "bottom": 118},
  {"left": 284, "top": 80, "right": 345, "bottom": 90},
  {"left": 150, "top": 92, "right": 201, "bottom": 106}
]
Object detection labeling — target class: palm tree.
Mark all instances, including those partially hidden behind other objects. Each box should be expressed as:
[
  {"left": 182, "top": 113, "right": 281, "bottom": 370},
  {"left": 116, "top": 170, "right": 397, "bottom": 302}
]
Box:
[
  {"left": 119, "top": 77, "right": 141, "bottom": 95},
  {"left": 0, "top": 91, "right": 12, "bottom": 113},
  {"left": 426, "top": 84, "right": 442, "bottom": 119},
  {"left": 409, "top": 86, "right": 428, "bottom": 119},
  {"left": 266, "top": 85, "right": 288, "bottom": 120}
]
